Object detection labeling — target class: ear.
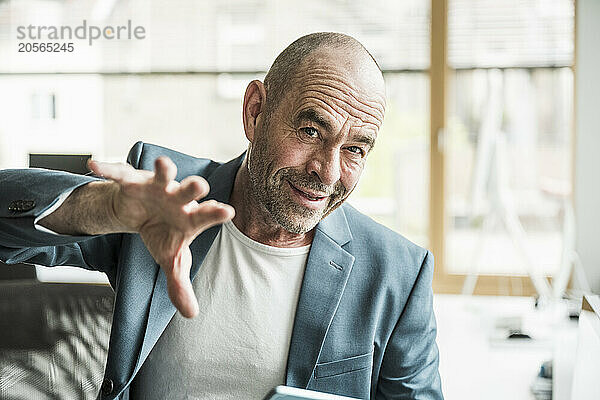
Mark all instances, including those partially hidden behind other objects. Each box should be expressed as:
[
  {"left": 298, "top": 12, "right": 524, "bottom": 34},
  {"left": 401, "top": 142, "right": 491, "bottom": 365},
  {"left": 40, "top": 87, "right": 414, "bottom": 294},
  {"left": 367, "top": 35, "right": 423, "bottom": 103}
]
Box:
[{"left": 242, "top": 80, "right": 267, "bottom": 142}]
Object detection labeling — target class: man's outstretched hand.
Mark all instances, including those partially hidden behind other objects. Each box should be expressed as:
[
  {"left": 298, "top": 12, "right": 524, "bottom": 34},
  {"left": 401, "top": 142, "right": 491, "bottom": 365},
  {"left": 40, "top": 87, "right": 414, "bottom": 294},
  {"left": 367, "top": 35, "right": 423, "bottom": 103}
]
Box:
[{"left": 88, "top": 156, "right": 235, "bottom": 318}]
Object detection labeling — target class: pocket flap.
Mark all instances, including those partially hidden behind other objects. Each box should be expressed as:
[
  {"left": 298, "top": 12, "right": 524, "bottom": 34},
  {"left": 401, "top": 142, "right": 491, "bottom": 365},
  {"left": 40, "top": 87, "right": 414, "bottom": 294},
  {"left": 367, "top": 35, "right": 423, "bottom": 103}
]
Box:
[{"left": 314, "top": 351, "right": 373, "bottom": 379}]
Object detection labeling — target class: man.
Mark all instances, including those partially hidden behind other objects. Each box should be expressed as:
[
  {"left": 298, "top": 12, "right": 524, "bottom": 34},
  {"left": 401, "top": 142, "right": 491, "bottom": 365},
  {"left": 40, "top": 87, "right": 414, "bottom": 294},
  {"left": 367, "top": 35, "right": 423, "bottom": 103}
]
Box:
[{"left": 0, "top": 32, "right": 442, "bottom": 399}]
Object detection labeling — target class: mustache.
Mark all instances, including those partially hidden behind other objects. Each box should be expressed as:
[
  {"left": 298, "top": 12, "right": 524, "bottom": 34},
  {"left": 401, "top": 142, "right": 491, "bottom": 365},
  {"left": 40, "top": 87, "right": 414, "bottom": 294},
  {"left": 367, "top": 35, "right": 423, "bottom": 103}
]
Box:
[{"left": 278, "top": 168, "right": 346, "bottom": 197}]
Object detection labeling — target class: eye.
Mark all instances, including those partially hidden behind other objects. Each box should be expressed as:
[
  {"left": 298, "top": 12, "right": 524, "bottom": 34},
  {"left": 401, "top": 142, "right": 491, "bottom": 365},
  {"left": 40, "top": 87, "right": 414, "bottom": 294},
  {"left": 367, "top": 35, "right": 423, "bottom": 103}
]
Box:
[
  {"left": 346, "top": 146, "right": 365, "bottom": 157},
  {"left": 301, "top": 127, "right": 319, "bottom": 138}
]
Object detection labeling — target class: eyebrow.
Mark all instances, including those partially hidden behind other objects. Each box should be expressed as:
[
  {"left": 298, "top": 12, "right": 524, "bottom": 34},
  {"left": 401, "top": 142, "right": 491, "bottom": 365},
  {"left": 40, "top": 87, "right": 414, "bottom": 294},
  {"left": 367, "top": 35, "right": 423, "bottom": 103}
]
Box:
[
  {"left": 294, "top": 108, "right": 334, "bottom": 133},
  {"left": 354, "top": 134, "right": 376, "bottom": 151},
  {"left": 294, "top": 107, "right": 376, "bottom": 152}
]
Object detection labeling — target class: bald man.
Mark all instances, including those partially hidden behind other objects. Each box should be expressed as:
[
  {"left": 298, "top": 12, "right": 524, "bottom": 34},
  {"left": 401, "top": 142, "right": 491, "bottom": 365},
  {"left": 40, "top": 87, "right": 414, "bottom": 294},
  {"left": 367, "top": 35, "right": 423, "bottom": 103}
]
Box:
[{"left": 0, "top": 33, "right": 443, "bottom": 399}]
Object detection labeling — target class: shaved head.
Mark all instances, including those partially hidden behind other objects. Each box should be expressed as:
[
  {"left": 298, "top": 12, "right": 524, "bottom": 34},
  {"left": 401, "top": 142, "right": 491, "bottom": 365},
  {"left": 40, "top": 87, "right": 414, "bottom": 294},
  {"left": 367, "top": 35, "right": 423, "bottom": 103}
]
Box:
[{"left": 263, "top": 32, "right": 384, "bottom": 119}]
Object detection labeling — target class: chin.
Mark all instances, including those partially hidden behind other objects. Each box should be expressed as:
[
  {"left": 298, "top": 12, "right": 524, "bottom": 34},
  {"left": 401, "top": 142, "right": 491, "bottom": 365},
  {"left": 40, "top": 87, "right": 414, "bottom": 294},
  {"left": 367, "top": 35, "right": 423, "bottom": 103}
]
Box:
[{"left": 274, "top": 212, "right": 322, "bottom": 235}]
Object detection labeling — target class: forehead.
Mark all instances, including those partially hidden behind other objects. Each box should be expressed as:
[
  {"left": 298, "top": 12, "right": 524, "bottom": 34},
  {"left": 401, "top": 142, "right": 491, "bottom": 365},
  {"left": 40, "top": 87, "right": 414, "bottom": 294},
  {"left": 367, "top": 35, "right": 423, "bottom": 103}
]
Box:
[{"left": 285, "top": 50, "right": 386, "bottom": 131}]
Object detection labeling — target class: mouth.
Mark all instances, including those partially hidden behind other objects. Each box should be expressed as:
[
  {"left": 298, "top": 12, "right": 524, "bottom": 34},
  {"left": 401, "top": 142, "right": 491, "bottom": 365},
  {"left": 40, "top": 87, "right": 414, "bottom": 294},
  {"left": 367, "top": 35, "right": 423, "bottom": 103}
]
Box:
[{"left": 287, "top": 180, "right": 328, "bottom": 203}]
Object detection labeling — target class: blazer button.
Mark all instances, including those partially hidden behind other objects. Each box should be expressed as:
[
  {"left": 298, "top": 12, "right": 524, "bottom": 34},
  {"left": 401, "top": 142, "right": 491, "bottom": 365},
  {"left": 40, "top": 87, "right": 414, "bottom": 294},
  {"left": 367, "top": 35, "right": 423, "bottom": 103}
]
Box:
[
  {"left": 8, "top": 200, "right": 35, "bottom": 212},
  {"left": 101, "top": 378, "right": 114, "bottom": 395}
]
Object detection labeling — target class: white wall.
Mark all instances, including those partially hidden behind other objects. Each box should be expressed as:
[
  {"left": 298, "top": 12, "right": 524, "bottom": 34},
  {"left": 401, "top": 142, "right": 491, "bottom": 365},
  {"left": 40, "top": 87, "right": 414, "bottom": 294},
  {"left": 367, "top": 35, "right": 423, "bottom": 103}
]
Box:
[
  {"left": 575, "top": 0, "right": 600, "bottom": 294},
  {"left": 0, "top": 75, "right": 103, "bottom": 169}
]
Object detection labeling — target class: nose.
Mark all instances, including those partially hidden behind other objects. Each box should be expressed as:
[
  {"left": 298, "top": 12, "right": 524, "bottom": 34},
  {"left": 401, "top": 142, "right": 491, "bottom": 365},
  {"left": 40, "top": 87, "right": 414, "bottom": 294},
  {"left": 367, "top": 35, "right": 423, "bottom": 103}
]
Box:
[{"left": 306, "top": 148, "right": 341, "bottom": 187}]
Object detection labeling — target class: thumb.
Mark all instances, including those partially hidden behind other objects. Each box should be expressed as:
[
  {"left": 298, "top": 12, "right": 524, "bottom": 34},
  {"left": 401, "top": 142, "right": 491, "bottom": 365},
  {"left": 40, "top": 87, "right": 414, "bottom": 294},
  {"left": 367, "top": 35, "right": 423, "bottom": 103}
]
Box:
[{"left": 165, "top": 246, "right": 199, "bottom": 318}]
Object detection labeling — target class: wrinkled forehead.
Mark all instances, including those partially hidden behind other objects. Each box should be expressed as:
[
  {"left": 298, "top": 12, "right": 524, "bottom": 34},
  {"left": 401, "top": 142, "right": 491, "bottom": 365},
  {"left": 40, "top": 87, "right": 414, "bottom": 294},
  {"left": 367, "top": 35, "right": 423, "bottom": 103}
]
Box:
[{"left": 286, "top": 47, "right": 386, "bottom": 130}]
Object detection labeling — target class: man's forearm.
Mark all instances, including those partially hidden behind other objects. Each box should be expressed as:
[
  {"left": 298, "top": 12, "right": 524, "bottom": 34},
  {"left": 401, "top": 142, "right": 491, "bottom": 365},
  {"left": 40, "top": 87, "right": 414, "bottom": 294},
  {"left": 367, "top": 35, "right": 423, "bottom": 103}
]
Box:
[{"left": 38, "top": 181, "right": 130, "bottom": 235}]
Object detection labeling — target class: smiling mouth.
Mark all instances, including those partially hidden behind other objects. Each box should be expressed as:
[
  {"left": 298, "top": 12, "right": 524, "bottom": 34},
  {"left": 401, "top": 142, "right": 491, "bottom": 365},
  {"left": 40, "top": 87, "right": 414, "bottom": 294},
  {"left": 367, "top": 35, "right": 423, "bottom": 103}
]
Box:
[{"left": 287, "top": 180, "right": 328, "bottom": 201}]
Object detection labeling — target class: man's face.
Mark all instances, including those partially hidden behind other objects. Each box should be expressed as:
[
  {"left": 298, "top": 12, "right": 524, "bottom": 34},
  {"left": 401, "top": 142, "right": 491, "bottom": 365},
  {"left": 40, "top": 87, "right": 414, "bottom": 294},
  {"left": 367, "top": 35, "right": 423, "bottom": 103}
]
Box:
[{"left": 247, "top": 49, "right": 386, "bottom": 234}]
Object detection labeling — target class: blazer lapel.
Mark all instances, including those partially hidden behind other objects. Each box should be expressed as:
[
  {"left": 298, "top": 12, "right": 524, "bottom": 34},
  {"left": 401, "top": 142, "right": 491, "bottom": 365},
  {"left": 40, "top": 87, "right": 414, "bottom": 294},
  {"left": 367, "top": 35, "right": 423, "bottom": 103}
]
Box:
[
  {"left": 285, "top": 206, "right": 354, "bottom": 388},
  {"left": 131, "top": 153, "right": 245, "bottom": 376}
]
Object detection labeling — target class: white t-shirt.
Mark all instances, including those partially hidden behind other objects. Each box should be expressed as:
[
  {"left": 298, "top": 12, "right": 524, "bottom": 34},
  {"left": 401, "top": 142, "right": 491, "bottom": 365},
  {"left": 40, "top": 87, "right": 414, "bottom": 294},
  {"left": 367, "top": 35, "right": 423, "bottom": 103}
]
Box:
[{"left": 130, "top": 220, "right": 310, "bottom": 400}]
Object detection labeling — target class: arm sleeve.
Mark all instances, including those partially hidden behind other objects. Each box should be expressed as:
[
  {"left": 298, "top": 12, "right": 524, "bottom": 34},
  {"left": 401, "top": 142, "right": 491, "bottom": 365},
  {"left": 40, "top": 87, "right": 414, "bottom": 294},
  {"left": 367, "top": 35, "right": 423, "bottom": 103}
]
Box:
[
  {"left": 0, "top": 167, "right": 102, "bottom": 246},
  {"left": 0, "top": 141, "right": 146, "bottom": 285},
  {"left": 376, "top": 250, "right": 444, "bottom": 400},
  {"left": 33, "top": 187, "right": 76, "bottom": 235},
  {"left": 0, "top": 167, "right": 123, "bottom": 285}
]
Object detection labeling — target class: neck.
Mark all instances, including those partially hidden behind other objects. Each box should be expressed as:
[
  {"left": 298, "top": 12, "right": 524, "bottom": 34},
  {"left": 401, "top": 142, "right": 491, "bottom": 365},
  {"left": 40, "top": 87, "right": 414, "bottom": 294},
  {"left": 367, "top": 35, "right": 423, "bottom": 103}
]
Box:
[{"left": 229, "top": 158, "right": 314, "bottom": 248}]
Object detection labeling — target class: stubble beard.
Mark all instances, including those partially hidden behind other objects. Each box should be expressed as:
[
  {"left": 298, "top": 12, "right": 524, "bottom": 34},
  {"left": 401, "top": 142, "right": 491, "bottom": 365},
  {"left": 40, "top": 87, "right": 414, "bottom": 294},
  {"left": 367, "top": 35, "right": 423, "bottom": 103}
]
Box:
[{"left": 247, "top": 140, "right": 347, "bottom": 235}]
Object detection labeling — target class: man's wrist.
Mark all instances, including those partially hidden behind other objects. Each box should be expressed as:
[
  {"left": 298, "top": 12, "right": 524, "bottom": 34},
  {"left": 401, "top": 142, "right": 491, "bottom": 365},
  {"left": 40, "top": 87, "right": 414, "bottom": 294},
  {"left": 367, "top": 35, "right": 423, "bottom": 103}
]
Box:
[
  {"left": 105, "top": 181, "right": 136, "bottom": 234},
  {"left": 38, "top": 180, "right": 127, "bottom": 235}
]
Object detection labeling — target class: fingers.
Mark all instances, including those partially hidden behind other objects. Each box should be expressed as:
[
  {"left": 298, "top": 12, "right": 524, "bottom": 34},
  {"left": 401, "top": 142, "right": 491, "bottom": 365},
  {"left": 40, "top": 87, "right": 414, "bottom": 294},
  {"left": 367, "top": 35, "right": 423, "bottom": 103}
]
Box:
[
  {"left": 154, "top": 157, "right": 177, "bottom": 187},
  {"left": 175, "top": 176, "right": 210, "bottom": 204},
  {"left": 88, "top": 159, "right": 137, "bottom": 183},
  {"left": 167, "top": 277, "right": 199, "bottom": 319},
  {"left": 190, "top": 200, "right": 235, "bottom": 232},
  {"left": 88, "top": 159, "right": 155, "bottom": 185},
  {"left": 157, "top": 201, "right": 232, "bottom": 319},
  {"left": 89, "top": 157, "right": 184, "bottom": 194},
  {"left": 165, "top": 246, "right": 199, "bottom": 318},
  {"left": 165, "top": 202, "right": 233, "bottom": 318}
]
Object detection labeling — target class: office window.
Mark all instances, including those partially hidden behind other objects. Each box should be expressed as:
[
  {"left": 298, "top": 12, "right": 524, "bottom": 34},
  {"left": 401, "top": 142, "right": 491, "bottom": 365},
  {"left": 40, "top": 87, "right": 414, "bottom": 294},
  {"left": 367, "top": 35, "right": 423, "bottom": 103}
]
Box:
[
  {"left": 0, "top": 0, "right": 430, "bottom": 73},
  {"left": 445, "top": 0, "right": 574, "bottom": 277},
  {"left": 0, "top": 0, "right": 431, "bottom": 250}
]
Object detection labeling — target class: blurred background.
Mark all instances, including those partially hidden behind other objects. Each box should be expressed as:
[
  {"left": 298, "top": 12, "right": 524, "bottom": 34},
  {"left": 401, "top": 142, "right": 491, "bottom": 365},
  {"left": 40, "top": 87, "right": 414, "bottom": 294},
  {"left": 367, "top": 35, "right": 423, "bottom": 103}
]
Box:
[{"left": 0, "top": 0, "right": 598, "bottom": 399}]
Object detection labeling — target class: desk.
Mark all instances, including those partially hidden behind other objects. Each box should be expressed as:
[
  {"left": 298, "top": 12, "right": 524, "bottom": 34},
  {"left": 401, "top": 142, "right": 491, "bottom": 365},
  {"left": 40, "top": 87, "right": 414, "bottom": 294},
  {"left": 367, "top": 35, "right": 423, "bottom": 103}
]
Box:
[
  {"left": 434, "top": 295, "right": 578, "bottom": 400},
  {"left": 570, "top": 295, "right": 600, "bottom": 400}
]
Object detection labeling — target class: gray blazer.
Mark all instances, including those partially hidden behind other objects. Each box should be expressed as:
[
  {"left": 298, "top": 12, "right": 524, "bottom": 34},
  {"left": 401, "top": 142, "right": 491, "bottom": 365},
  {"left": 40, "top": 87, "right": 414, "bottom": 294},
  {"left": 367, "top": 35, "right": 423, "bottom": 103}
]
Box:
[{"left": 0, "top": 141, "right": 443, "bottom": 400}]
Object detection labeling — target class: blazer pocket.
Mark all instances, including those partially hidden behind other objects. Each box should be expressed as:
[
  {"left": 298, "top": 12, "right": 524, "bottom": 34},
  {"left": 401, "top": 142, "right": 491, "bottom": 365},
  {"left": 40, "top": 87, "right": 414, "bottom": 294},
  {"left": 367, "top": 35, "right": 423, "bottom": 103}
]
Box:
[{"left": 314, "top": 351, "right": 373, "bottom": 379}]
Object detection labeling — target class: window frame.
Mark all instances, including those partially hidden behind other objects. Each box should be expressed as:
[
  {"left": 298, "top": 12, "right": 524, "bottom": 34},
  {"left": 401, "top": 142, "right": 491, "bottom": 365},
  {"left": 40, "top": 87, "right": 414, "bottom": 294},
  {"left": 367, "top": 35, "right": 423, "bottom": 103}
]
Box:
[{"left": 429, "top": 0, "right": 576, "bottom": 296}]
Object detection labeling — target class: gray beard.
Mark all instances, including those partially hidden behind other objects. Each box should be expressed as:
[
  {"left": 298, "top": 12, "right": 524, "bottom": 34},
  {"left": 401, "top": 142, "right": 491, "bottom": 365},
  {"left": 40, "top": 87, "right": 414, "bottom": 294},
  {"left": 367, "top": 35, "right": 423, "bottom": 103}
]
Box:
[{"left": 246, "top": 144, "right": 346, "bottom": 234}]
